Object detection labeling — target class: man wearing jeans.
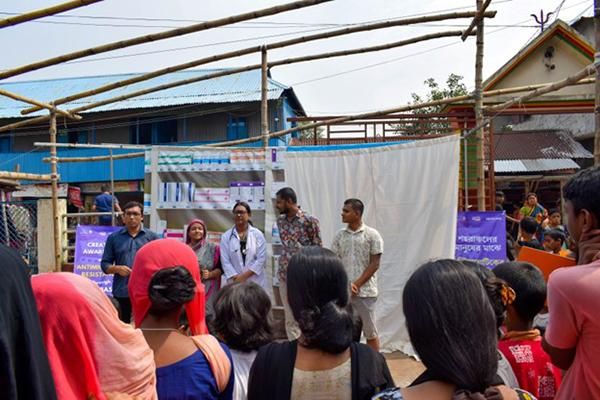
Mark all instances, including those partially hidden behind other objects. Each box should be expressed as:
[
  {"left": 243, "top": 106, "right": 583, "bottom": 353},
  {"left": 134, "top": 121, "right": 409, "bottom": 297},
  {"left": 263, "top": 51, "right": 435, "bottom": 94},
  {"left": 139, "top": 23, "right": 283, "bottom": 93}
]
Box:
[
  {"left": 101, "top": 201, "right": 159, "bottom": 323},
  {"left": 332, "top": 198, "right": 383, "bottom": 352}
]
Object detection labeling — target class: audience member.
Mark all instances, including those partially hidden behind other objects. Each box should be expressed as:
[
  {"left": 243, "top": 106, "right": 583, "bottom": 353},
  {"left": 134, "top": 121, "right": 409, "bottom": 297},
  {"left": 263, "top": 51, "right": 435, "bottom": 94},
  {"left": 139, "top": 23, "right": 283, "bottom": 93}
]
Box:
[
  {"left": 493, "top": 262, "right": 561, "bottom": 400},
  {"left": 542, "top": 230, "right": 571, "bottom": 258},
  {"left": 248, "top": 246, "right": 393, "bottom": 399},
  {"left": 520, "top": 193, "right": 546, "bottom": 224},
  {"left": 543, "top": 166, "right": 600, "bottom": 399},
  {"left": 186, "top": 218, "right": 222, "bottom": 319},
  {"left": 375, "top": 260, "right": 533, "bottom": 400},
  {"left": 129, "top": 239, "right": 234, "bottom": 400},
  {"left": 212, "top": 282, "right": 273, "bottom": 400},
  {"left": 32, "top": 273, "right": 157, "bottom": 399},
  {"left": 0, "top": 245, "right": 57, "bottom": 400},
  {"left": 517, "top": 217, "right": 544, "bottom": 252}
]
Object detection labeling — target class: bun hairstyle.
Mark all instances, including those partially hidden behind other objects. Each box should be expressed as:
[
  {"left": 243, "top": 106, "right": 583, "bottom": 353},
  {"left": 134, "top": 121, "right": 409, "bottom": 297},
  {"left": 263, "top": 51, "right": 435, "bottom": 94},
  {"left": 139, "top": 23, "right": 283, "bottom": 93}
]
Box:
[
  {"left": 287, "top": 246, "right": 353, "bottom": 354},
  {"left": 403, "top": 259, "right": 498, "bottom": 395},
  {"left": 148, "top": 266, "right": 196, "bottom": 316}
]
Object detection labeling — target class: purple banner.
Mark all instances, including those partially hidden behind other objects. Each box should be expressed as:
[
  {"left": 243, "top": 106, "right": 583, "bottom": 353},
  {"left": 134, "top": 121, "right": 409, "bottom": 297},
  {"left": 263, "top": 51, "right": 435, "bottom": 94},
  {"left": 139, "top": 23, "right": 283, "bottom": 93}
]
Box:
[
  {"left": 456, "top": 211, "right": 506, "bottom": 268},
  {"left": 74, "top": 225, "right": 119, "bottom": 295}
]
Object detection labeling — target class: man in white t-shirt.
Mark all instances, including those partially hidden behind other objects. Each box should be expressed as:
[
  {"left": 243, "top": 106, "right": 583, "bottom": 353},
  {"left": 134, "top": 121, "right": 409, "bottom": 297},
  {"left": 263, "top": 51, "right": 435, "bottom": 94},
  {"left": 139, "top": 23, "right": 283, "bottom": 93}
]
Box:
[{"left": 331, "top": 198, "right": 383, "bottom": 352}]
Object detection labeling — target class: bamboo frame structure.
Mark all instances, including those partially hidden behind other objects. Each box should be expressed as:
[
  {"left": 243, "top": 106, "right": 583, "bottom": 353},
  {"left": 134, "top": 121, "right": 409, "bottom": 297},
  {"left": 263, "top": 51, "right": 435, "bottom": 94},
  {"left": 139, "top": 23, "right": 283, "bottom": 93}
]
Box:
[
  {"left": 485, "top": 64, "right": 595, "bottom": 112},
  {"left": 0, "top": 0, "right": 331, "bottom": 81},
  {"left": 21, "top": 10, "right": 495, "bottom": 115},
  {"left": 0, "top": 89, "right": 81, "bottom": 120},
  {"left": 461, "top": 0, "right": 492, "bottom": 41},
  {"left": 0, "top": 0, "right": 101, "bottom": 29},
  {"left": 0, "top": 171, "right": 56, "bottom": 181},
  {"left": 261, "top": 46, "right": 269, "bottom": 147},
  {"left": 2, "top": 30, "right": 475, "bottom": 134},
  {"left": 49, "top": 111, "right": 61, "bottom": 272},
  {"left": 474, "top": 0, "right": 486, "bottom": 210},
  {"left": 42, "top": 152, "right": 145, "bottom": 163}
]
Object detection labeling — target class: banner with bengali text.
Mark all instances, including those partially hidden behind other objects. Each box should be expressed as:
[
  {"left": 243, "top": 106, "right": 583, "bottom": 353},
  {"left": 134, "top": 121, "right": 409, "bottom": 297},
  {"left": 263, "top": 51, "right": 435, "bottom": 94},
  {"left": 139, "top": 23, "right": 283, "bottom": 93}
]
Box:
[
  {"left": 456, "top": 211, "right": 506, "bottom": 268},
  {"left": 74, "top": 225, "right": 119, "bottom": 296}
]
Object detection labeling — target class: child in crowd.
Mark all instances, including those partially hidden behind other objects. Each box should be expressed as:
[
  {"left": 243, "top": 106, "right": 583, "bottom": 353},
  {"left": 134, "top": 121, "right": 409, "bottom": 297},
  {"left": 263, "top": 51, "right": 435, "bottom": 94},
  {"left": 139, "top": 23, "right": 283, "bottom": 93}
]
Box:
[
  {"left": 517, "top": 217, "right": 544, "bottom": 252},
  {"left": 542, "top": 229, "right": 572, "bottom": 258},
  {"left": 542, "top": 209, "right": 565, "bottom": 232},
  {"left": 493, "top": 262, "right": 561, "bottom": 400},
  {"left": 212, "top": 282, "right": 274, "bottom": 400}
]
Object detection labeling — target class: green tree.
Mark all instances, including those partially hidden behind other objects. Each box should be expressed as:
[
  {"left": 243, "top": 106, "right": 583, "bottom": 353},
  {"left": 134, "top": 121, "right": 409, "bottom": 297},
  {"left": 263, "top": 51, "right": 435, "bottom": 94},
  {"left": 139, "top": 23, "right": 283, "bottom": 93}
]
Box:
[{"left": 393, "top": 74, "right": 468, "bottom": 135}]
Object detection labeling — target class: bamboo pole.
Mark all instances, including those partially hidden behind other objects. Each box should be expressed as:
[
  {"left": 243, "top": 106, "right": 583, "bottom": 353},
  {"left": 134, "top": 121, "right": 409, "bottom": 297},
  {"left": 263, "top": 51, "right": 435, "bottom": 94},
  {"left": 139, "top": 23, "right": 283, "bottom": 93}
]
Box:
[
  {"left": 0, "top": 171, "right": 55, "bottom": 180},
  {"left": 261, "top": 46, "right": 269, "bottom": 148},
  {"left": 49, "top": 110, "right": 61, "bottom": 272},
  {"left": 43, "top": 151, "right": 145, "bottom": 163},
  {"left": 595, "top": 0, "right": 600, "bottom": 165},
  {"left": 0, "top": 0, "right": 101, "bottom": 29},
  {"left": 21, "top": 10, "right": 495, "bottom": 115},
  {"left": 474, "top": 0, "right": 486, "bottom": 210},
  {"left": 461, "top": 0, "right": 492, "bottom": 40},
  {"left": 0, "top": 88, "right": 81, "bottom": 120},
  {"left": 485, "top": 64, "right": 595, "bottom": 112},
  {"left": 36, "top": 30, "right": 476, "bottom": 117},
  {"left": 0, "top": 0, "right": 331, "bottom": 81},
  {"left": 4, "top": 75, "right": 595, "bottom": 135}
]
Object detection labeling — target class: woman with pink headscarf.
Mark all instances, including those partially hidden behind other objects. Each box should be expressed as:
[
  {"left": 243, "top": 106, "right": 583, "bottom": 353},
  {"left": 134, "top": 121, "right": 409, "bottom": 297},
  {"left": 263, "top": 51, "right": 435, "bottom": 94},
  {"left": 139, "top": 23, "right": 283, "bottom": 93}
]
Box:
[
  {"left": 31, "top": 272, "right": 157, "bottom": 400},
  {"left": 186, "top": 219, "right": 222, "bottom": 318}
]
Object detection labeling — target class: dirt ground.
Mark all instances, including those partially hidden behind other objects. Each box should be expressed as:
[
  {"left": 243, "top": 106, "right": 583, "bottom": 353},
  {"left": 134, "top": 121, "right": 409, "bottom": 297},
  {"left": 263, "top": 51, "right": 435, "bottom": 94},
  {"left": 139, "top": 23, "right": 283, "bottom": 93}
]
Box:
[{"left": 384, "top": 352, "right": 425, "bottom": 387}]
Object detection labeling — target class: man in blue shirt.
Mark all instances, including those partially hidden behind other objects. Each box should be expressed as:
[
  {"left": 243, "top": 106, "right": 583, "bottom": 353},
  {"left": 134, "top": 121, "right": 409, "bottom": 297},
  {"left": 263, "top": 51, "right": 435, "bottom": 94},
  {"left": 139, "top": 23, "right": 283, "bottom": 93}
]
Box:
[
  {"left": 101, "top": 201, "right": 159, "bottom": 323},
  {"left": 93, "top": 185, "right": 122, "bottom": 226}
]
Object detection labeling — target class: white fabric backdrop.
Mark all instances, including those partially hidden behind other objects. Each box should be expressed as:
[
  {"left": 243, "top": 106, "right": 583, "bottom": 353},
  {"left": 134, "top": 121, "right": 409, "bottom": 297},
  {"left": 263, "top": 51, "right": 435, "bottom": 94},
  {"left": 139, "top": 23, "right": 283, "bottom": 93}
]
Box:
[{"left": 285, "top": 135, "right": 460, "bottom": 354}]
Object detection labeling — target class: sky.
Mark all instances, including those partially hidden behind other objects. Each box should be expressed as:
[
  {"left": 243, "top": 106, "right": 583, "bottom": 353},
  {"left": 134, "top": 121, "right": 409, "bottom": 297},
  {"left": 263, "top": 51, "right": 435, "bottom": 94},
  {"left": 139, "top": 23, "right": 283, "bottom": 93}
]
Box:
[{"left": 0, "top": 0, "right": 594, "bottom": 116}]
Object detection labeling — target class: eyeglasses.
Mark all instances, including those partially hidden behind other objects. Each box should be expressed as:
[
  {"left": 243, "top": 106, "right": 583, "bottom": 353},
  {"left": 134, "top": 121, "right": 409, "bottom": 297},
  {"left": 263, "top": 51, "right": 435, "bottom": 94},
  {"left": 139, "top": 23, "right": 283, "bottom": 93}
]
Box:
[{"left": 125, "top": 212, "right": 141, "bottom": 217}]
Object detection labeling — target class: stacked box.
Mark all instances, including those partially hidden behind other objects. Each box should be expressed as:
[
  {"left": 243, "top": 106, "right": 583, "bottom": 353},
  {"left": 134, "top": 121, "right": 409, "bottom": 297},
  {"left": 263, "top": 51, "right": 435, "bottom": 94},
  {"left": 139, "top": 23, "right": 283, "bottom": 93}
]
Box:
[
  {"left": 143, "top": 193, "right": 151, "bottom": 214},
  {"left": 271, "top": 147, "right": 286, "bottom": 170},
  {"left": 230, "top": 150, "right": 265, "bottom": 170},
  {"left": 158, "top": 151, "right": 193, "bottom": 171},
  {"left": 193, "top": 188, "right": 230, "bottom": 209},
  {"left": 230, "top": 181, "right": 265, "bottom": 209},
  {"left": 192, "top": 151, "right": 231, "bottom": 171},
  {"left": 164, "top": 229, "right": 185, "bottom": 242}
]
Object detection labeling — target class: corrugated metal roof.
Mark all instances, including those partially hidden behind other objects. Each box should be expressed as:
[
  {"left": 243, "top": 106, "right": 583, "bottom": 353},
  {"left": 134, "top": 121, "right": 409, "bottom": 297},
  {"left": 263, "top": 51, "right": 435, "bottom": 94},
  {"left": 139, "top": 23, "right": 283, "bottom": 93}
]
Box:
[
  {"left": 0, "top": 69, "right": 292, "bottom": 118},
  {"left": 494, "top": 130, "right": 593, "bottom": 160},
  {"left": 494, "top": 158, "right": 580, "bottom": 173}
]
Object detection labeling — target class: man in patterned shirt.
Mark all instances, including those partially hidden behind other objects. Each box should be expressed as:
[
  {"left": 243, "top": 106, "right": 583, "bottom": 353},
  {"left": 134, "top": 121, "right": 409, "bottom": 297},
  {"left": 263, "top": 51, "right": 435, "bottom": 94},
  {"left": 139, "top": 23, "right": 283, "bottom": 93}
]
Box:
[
  {"left": 331, "top": 198, "right": 383, "bottom": 352},
  {"left": 276, "top": 187, "right": 322, "bottom": 340}
]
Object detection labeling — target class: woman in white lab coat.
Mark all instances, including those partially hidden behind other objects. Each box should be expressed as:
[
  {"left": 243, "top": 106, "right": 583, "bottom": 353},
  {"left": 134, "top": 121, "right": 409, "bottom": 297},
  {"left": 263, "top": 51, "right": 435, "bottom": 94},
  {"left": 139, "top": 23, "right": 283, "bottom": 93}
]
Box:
[{"left": 220, "top": 202, "right": 267, "bottom": 289}]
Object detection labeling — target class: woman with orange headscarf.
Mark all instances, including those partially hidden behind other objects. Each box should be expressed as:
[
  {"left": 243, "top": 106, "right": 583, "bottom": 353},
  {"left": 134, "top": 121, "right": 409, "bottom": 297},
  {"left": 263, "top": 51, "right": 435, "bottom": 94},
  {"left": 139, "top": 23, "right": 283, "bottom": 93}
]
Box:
[
  {"left": 129, "top": 239, "right": 234, "bottom": 400},
  {"left": 186, "top": 219, "right": 222, "bottom": 319},
  {"left": 31, "top": 272, "right": 157, "bottom": 400}
]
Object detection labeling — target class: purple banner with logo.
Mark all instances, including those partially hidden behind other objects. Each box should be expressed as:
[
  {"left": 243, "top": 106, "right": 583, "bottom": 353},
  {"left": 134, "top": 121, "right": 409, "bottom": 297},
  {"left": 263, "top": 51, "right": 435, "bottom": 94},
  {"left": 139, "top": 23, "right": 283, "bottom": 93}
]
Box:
[
  {"left": 456, "top": 211, "right": 506, "bottom": 268},
  {"left": 74, "top": 225, "right": 119, "bottom": 295}
]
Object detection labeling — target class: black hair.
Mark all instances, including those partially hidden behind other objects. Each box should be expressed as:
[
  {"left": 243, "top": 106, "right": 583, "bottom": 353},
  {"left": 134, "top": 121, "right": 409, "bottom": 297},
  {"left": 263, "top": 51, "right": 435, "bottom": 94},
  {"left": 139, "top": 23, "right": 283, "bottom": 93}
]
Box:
[
  {"left": 461, "top": 260, "right": 507, "bottom": 331},
  {"left": 492, "top": 261, "right": 546, "bottom": 323},
  {"left": 123, "top": 201, "right": 143, "bottom": 213},
  {"left": 564, "top": 166, "right": 600, "bottom": 223},
  {"left": 232, "top": 201, "right": 252, "bottom": 215},
  {"left": 211, "top": 282, "right": 273, "bottom": 352},
  {"left": 344, "top": 198, "right": 364, "bottom": 216},
  {"left": 403, "top": 259, "right": 498, "bottom": 393},
  {"left": 287, "top": 246, "right": 353, "bottom": 354},
  {"left": 548, "top": 208, "right": 561, "bottom": 217},
  {"left": 495, "top": 191, "right": 504, "bottom": 197},
  {"left": 101, "top": 185, "right": 110, "bottom": 193},
  {"left": 526, "top": 192, "right": 537, "bottom": 200},
  {"left": 545, "top": 229, "right": 566, "bottom": 245},
  {"left": 148, "top": 266, "right": 196, "bottom": 316},
  {"left": 520, "top": 216, "right": 538, "bottom": 235},
  {"left": 276, "top": 187, "right": 297, "bottom": 204}
]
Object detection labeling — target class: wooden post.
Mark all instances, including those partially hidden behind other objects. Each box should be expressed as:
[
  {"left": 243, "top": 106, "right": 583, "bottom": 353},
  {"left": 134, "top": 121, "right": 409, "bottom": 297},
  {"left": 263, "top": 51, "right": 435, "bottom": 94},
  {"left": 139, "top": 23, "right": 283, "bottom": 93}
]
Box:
[
  {"left": 109, "top": 149, "right": 115, "bottom": 226},
  {"left": 49, "top": 110, "right": 61, "bottom": 272},
  {"left": 595, "top": 0, "right": 600, "bottom": 165},
  {"left": 261, "top": 46, "right": 269, "bottom": 148},
  {"left": 474, "top": 0, "right": 486, "bottom": 210}
]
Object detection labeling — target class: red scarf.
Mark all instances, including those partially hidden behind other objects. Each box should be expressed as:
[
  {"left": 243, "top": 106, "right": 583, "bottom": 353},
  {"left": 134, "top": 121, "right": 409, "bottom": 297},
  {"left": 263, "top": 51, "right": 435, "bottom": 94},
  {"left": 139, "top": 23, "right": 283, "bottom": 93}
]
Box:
[{"left": 129, "top": 239, "right": 208, "bottom": 335}]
